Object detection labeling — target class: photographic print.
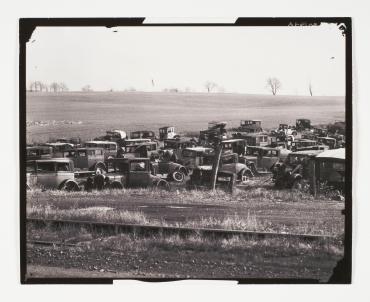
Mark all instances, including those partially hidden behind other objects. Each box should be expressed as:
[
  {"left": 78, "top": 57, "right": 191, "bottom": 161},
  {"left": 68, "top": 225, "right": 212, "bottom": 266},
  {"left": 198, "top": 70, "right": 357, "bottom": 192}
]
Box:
[{"left": 20, "top": 18, "right": 352, "bottom": 283}]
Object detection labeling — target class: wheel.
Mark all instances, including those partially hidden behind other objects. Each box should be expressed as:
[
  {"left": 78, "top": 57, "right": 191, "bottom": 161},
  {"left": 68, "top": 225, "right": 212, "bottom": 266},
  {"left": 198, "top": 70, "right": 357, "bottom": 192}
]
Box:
[
  {"left": 156, "top": 179, "right": 171, "bottom": 191},
  {"left": 239, "top": 168, "right": 253, "bottom": 181},
  {"left": 95, "top": 162, "right": 107, "bottom": 173},
  {"left": 172, "top": 171, "right": 185, "bottom": 182},
  {"left": 292, "top": 178, "right": 303, "bottom": 190},
  {"left": 62, "top": 181, "right": 80, "bottom": 192}
]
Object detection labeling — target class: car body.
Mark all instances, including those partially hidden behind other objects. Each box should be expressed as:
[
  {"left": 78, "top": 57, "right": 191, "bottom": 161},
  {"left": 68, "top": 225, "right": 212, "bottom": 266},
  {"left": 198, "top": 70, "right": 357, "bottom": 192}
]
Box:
[
  {"left": 44, "top": 142, "right": 75, "bottom": 158},
  {"left": 179, "top": 147, "right": 214, "bottom": 170},
  {"left": 272, "top": 150, "right": 324, "bottom": 189},
  {"left": 199, "top": 121, "right": 228, "bottom": 145},
  {"left": 161, "top": 138, "right": 196, "bottom": 161},
  {"left": 159, "top": 126, "right": 177, "bottom": 140},
  {"left": 26, "top": 158, "right": 79, "bottom": 190},
  {"left": 95, "top": 130, "right": 127, "bottom": 142},
  {"left": 84, "top": 141, "right": 118, "bottom": 160},
  {"left": 63, "top": 147, "right": 107, "bottom": 172},
  {"left": 26, "top": 146, "right": 53, "bottom": 160},
  {"left": 241, "top": 146, "right": 291, "bottom": 172},
  {"left": 105, "top": 158, "right": 169, "bottom": 189},
  {"left": 238, "top": 120, "right": 263, "bottom": 133},
  {"left": 187, "top": 167, "right": 236, "bottom": 192},
  {"left": 315, "top": 148, "right": 345, "bottom": 191},
  {"left": 151, "top": 161, "right": 189, "bottom": 182},
  {"left": 123, "top": 142, "right": 159, "bottom": 160},
  {"left": 130, "top": 130, "right": 156, "bottom": 140},
  {"left": 290, "top": 139, "right": 318, "bottom": 151},
  {"left": 221, "top": 139, "right": 247, "bottom": 155},
  {"left": 53, "top": 137, "right": 82, "bottom": 147},
  {"left": 295, "top": 119, "right": 311, "bottom": 131},
  {"left": 232, "top": 132, "right": 269, "bottom": 147},
  {"left": 317, "top": 137, "right": 337, "bottom": 149}
]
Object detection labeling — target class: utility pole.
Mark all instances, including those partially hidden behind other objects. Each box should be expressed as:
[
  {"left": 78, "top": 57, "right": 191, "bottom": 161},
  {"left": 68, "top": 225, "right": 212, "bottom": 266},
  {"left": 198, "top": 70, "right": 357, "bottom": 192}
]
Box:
[{"left": 210, "top": 141, "right": 223, "bottom": 191}]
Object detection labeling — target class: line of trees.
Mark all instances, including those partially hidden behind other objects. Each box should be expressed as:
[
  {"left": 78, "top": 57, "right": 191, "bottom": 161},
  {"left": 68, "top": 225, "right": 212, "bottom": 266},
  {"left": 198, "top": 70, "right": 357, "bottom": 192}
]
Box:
[
  {"left": 28, "top": 79, "right": 315, "bottom": 95},
  {"left": 29, "top": 81, "right": 69, "bottom": 92},
  {"left": 265, "top": 77, "right": 314, "bottom": 96}
]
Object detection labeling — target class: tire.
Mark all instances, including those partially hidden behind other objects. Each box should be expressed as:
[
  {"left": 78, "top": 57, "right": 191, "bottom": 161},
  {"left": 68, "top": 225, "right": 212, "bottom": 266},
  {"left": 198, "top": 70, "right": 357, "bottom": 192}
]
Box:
[
  {"left": 95, "top": 162, "right": 107, "bottom": 173},
  {"left": 239, "top": 168, "right": 253, "bottom": 181},
  {"left": 292, "top": 178, "right": 303, "bottom": 190},
  {"left": 62, "top": 181, "right": 80, "bottom": 192},
  {"left": 156, "top": 179, "right": 171, "bottom": 191},
  {"left": 172, "top": 171, "right": 185, "bottom": 182}
]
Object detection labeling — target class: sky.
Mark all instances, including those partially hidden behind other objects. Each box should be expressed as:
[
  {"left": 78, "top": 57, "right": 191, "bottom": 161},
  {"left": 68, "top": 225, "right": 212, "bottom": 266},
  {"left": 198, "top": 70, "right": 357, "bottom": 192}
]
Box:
[{"left": 26, "top": 24, "right": 346, "bottom": 96}]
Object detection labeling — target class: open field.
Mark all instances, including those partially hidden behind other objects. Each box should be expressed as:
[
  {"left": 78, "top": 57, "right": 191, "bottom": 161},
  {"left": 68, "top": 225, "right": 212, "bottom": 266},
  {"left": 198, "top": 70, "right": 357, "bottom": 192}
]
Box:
[
  {"left": 26, "top": 91, "right": 345, "bottom": 143},
  {"left": 26, "top": 186, "right": 344, "bottom": 280},
  {"left": 26, "top": 225, "right": 343, "bottom": 281},
  {"left": 27, "top": 186, "right": 344, "bottom": 236}
]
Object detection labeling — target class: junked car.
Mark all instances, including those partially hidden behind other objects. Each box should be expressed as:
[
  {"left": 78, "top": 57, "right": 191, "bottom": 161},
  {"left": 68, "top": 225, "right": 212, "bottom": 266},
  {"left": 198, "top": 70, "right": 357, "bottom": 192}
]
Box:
[
  {"left": 130, "top": 130, "right": 156, "bottom": 141},
  {"left": 102, "top": 158, "right": 170, "bottom": 190},
  {"left": 26, "top": 158, "right": 80, "bottom": 191},
  {"left": 159, "top": 126, "right": 177, "bottom": 140},
  {"left": 272, "top": 150, "right": 324, "bottom": 189},
  {"left": 84, "top": 141, "right": 118, "bottom": 160},
  {"left": 63, "top": 147, "right": 107, "bottom": 172},
  {"left": 26, "top": 146, "right": 53, "bottom": 160},
  {"left": 151, "top": 160, "right": 189, "bottom": 182}
]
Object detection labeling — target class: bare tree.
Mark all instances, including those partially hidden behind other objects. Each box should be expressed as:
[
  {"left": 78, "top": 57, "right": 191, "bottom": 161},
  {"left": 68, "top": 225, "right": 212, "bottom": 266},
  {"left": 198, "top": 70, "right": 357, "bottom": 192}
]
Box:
[
  {"left": 30, "top": 81, "right": 48, "bottom": 92},
  {"left": 309, "top": 82, "right": 313, "bottom": 96},
  {"left": 266, "top": 77, "right": 282, "bottom": 96},
  {"left": 59, "top": 82, "right": 69, "bottom": 92},
  {"left": 50, "top": 82, "right": 59, "bottom": 92},
  {"left": 204, "top": 81, "right": 218, "bottom": 93},
  {"left": 82, "top": 85, "right": 93, "bottom": 92}
]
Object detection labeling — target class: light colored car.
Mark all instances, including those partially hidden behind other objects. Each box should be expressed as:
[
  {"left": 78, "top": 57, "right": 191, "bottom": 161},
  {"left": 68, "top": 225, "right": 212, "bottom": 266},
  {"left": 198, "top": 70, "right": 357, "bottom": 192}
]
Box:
[{"left": 26, "top": 158, "right": 79, "bottom": 191}]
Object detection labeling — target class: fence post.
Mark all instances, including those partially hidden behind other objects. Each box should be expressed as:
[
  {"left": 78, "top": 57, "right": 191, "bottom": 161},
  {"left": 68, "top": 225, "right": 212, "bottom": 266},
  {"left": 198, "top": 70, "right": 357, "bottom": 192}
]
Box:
[
  {"left": 310, "top": 160, "right": 317, "bottom": 197},
  {"left": 211, "top": 144, "right": 223, "bottom": 191}
]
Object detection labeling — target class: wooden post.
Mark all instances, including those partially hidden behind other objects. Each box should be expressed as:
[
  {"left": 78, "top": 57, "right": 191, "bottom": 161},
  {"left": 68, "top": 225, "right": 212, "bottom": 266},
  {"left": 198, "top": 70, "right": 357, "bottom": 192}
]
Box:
[
  {"left": 310, "top": 160, "right": 317, "bottom": 197},
  {"left": 211, "top": 144, "right": 223, "bottom": 191}
]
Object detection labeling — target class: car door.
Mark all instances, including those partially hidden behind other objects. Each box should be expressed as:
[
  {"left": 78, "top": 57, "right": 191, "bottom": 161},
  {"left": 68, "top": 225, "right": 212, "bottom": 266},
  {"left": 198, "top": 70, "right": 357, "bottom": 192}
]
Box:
[{"left": 35, "top": 161, "right": 57, "bottom": 189}]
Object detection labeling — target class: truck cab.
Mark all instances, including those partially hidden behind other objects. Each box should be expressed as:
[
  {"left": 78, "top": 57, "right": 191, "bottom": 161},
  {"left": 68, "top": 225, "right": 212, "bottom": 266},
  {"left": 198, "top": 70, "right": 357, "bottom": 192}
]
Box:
[
  {"left": 239, "top": 120, "right": 262, "bottom": 133},
  {"left": 84, "top": 141, "right": 118, "bottom": 160},
  {"left": 159, "top": 126, "right": 177, "bottom": 140},
  {"left": 63, "top": 147, "right": 107, "bottom": 172}
]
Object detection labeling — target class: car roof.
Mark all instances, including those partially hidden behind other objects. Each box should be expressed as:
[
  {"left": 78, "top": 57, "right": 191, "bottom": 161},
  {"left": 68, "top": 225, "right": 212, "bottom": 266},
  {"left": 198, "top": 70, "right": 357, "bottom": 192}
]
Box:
[
  {"left": 247, "top": 146, "right": 280, "bottom": 151},
  {"left": 114, "top": 157, "right": 149, "bottom": 161},
  {"left": 85, "top": 140, "right": 117, "bottom": 145},
  {"left": 27, "top": 145, "right": 52, "bottom": 149},
  {"left": 75, "top": 147, "right": 105, "bottom": 151},
  {"left": 185, "top": 147, "right": 213, "bottom": 152},
  {"left": 125, "top": 138, "right": 151, "bottom": 142},
  {"left": 222, "top": 139, "right": 245, "bottom": 143},
  {"left": 316, "top": 148, "right": 345, "bottom": 160},
  {"left": 46, "top": 142, "right": 74, "bottom": 147},
  {"left": 294, "top": 139, "right": 317, "bottom": 143},
  {"left": 28, "top": 158, "right": 72, "bottom": 163},
  {"left": 290, "top": 150, "right": 324, "bottom": 156},
  {"left": 317, "top": 136, "right": 336, "bottom": 140}
]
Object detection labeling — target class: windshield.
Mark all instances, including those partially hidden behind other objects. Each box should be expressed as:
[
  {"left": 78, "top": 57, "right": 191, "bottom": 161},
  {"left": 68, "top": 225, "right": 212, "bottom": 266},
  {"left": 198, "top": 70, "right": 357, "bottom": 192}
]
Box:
[
  {"left": 37, "top": 162, "right": 55, "bottom": 172},
  {"left": 130, "top": 161, "right": 148, "bottom": 172},
  {"left": 182, "top": 149, "right": 196, "bottom": 158}
]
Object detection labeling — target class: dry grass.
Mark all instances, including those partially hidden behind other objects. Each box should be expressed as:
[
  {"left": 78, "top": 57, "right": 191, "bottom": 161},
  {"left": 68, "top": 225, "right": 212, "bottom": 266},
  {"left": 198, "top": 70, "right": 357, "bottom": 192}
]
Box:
[{"left": 28, "top": 204, "right": 149, "bottom": 225}]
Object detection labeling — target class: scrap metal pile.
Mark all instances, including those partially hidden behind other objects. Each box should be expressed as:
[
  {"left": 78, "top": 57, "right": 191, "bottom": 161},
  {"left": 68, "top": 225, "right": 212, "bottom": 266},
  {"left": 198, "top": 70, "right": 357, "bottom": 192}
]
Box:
[{"left": 26, "top": 119, "right": 346, "bottom": 194}]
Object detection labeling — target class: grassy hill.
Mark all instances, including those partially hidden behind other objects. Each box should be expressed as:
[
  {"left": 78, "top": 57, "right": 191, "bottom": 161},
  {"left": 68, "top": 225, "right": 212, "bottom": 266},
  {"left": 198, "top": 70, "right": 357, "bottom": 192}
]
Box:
[{"left": 26, "top": 91, "right": 345, "bottom": 143}]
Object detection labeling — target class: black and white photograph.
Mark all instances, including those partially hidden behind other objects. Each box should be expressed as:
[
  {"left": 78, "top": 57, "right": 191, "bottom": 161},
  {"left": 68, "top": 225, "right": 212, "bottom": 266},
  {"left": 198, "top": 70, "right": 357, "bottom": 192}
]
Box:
[{"left": 20, "top": 18, "right": 351, "bottom": 283}]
